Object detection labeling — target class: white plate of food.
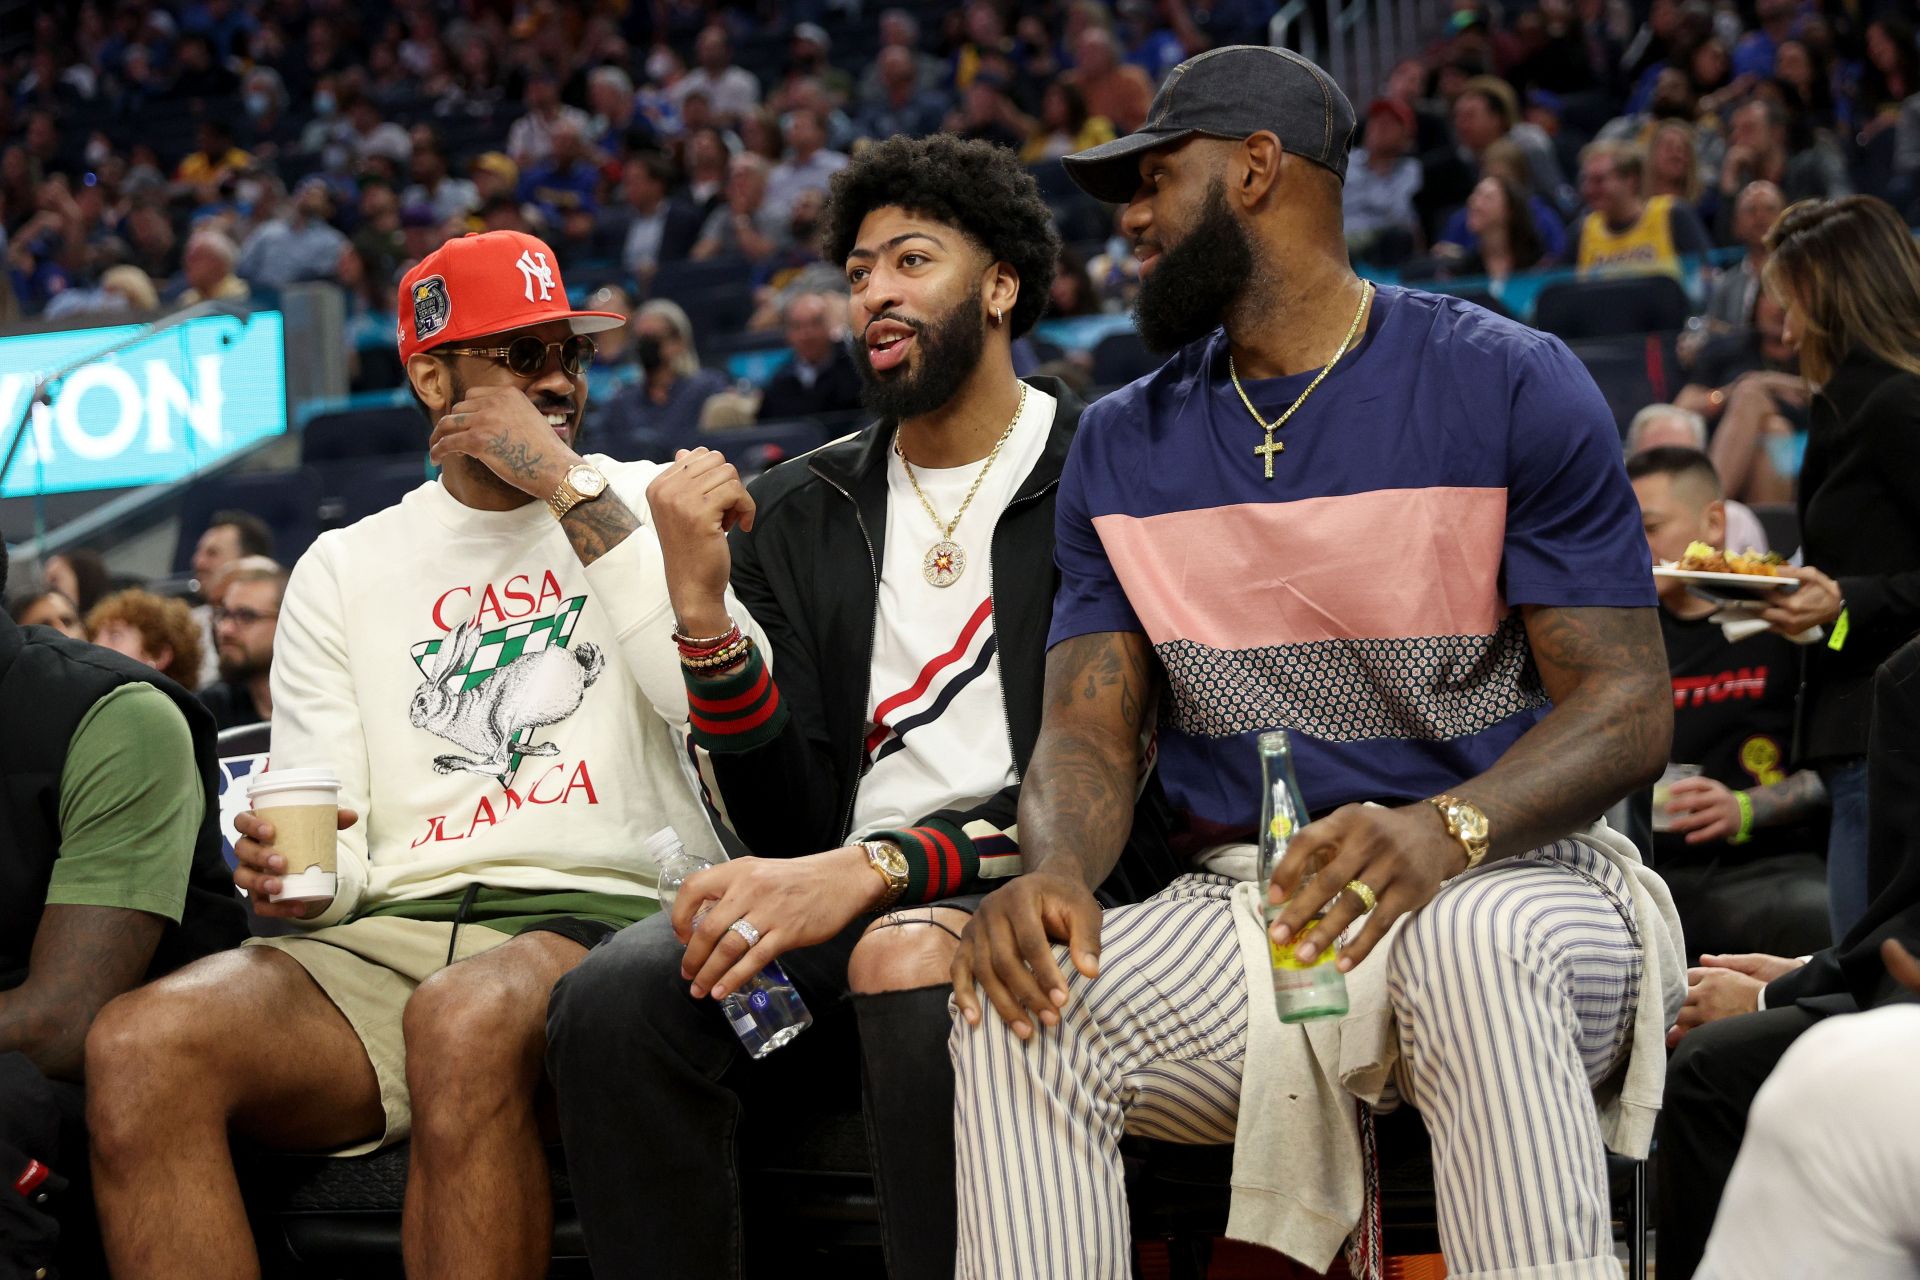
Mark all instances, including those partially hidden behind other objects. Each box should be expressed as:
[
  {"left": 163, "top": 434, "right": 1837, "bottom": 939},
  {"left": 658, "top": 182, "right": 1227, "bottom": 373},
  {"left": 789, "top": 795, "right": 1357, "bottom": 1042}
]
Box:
[{"left": 1654, "top": 543, "right": 1799, "bottom": 601}]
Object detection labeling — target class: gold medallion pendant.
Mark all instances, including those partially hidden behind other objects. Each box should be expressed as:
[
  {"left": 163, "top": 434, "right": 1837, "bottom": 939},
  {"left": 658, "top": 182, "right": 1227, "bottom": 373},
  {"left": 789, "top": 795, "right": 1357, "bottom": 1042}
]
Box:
[
  {"left": 923, "top": 540, "right": 966, "bottom": 587},
  {"left": 897, "top": 382, "right": 1028, "bottom": 590}
]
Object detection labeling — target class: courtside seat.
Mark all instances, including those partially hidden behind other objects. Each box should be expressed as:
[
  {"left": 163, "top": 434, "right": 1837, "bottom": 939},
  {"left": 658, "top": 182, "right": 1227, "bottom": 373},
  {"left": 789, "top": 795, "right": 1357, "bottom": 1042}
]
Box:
[
  {"left": 1566, "top": 334, "right": 1671, "bottom": 439},
  {"left": 244, "top": 1098, "right": 888, "bottom": 1278},
  {"left": 1126, "top": 1109, "right": 1647, "bottom": 1278},
  {"left": 1533, "top": 275, "right": 1691, "bottom": 341},
  {"left": 243, "top": 1096, "right": 1645, "bottom": 1277}
]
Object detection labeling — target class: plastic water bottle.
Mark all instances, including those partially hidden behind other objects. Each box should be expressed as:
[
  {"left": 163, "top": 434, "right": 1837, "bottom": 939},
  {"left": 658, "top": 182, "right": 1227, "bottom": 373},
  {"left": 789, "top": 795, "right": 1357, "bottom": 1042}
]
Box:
[
  {"left": 643, "top": 828, "right": 813, "bottom": 1058},
  {"left": 1256, "top": 731, "right": 1350, "bottom": 1023}
]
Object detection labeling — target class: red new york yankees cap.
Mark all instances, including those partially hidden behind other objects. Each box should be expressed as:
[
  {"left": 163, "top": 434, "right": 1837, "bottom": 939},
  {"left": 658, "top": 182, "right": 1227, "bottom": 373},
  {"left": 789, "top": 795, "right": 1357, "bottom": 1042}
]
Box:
[{"left": 395, "top": 230, "right": 626, "bottom": 365}]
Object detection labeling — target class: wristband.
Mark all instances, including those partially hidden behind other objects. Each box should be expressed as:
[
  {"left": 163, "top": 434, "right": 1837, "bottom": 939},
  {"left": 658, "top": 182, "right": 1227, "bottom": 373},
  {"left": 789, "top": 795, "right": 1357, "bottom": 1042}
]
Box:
[
  {"left": 1729, "top": 790, "right": 1754, "bottom": 845},
  {"left": 1827, "top": 605, "right": 1849, "bottom": 652}
]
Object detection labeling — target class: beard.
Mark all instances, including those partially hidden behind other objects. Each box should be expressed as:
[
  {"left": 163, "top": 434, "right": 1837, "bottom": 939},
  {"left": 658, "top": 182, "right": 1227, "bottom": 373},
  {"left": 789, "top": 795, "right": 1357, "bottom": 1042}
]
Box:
[
  {"left": 218, "top": 645, "right": 268, "bottom": 683},
  {"left": 1130, "top": 178, "right": 1258, "bottom": 352},
  {"left": 851, "top": 283, "right": 987, "bottom": 421}
]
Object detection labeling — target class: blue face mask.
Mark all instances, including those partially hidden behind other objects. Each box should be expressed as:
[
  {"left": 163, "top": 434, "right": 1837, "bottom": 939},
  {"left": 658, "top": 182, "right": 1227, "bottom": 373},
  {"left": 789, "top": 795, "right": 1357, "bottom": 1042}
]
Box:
[
  {"left": 246, "top": 90, "right": 272, "bottom": 118},
  {"left": 314, "top": 89, "right": 336, "bottom": 116},
  {"left": 1765, "top": 430, "right": 1807, "bottom": 481}
]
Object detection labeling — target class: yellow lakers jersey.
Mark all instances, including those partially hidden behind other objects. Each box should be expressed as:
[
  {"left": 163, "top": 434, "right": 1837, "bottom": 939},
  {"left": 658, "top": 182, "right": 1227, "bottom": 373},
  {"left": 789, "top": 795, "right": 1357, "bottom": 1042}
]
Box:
[{"left": 1578, "top": 195, "right": 1681, "bottom": 277}]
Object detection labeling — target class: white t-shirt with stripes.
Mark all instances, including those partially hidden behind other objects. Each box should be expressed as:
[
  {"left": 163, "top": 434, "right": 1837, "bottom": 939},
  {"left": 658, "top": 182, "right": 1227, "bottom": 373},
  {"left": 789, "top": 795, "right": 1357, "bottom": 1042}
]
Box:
[{"left": 849, "top": 385, "right": 1055, "bottom": 836}]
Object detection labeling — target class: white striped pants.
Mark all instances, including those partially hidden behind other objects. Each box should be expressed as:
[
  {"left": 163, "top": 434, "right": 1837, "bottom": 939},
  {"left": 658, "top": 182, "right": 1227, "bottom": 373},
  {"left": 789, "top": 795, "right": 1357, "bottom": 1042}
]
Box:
[{"left": 951, "top": 842, "right": 1643, "bottom": 1280}]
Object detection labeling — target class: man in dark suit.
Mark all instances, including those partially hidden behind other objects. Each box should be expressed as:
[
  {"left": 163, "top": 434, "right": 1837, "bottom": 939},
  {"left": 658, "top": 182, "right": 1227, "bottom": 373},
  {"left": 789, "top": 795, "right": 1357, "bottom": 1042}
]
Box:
[
  {"left": 609, "top": 152, "right": 704, "bottom": 286},
  {"left": 1657, "top": 634, "right": 1920, "bottom": 1279},
  {"left": 756, "top": 290, "right": 863, "bottom": 422}
]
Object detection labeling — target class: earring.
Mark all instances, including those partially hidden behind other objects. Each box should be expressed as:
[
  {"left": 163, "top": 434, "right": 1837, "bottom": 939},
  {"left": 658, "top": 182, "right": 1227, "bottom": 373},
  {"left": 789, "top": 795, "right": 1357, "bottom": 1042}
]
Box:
[{"left": 994, "top": 307, "right": 1004, "bottom": 325}]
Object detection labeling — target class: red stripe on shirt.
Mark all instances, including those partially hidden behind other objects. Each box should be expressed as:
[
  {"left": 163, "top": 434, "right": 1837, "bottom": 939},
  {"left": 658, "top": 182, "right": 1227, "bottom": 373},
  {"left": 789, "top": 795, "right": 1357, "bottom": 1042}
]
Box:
[
  {"left": 901, "top": 826, "right": 941, "bottom": 895},
  {"left": 690, "top": 683, "right": 781, "bottom": 736},
  {"left": 688, "top": 663, "right": 773, "bottom": 715},
  {"left": 863, "top": 596, "right": 996, "bottom": 755},
  {"left": 921, "top": 825, "right": 962, "bottom": 899}
]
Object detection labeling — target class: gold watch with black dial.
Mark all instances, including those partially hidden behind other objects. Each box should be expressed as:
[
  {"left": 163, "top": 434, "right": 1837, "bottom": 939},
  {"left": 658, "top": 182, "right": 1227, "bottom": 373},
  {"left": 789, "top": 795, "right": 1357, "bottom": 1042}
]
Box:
[{"left": 1425, "top": 793, "right": 1491, "bottom": 874}]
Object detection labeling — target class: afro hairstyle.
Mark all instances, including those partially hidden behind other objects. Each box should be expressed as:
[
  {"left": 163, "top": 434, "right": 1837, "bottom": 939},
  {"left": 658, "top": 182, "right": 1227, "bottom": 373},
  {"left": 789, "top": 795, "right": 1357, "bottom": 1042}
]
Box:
[{"left": 822, "top": 134, "right": 1061, "bottom": 339}]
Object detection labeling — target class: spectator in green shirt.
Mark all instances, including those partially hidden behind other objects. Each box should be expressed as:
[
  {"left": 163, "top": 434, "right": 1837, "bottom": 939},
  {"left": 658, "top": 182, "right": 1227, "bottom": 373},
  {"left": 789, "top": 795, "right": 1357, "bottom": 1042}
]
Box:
[{"left": 0, "top": 539, "right": 245, "bottom": 1278}]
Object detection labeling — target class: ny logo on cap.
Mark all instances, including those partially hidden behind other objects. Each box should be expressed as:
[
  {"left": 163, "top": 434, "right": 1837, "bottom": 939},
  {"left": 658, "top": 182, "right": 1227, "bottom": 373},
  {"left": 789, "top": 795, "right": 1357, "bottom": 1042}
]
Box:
[{"left": 516, "top": 249, "right": 555, "bottom": 303}]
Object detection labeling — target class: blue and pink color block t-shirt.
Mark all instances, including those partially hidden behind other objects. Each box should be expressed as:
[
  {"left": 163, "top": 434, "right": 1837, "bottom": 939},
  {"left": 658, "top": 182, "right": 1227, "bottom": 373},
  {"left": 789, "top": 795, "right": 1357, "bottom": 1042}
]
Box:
[{"left": 1048, "top": 285, "right": 1657, "bottom": 835}]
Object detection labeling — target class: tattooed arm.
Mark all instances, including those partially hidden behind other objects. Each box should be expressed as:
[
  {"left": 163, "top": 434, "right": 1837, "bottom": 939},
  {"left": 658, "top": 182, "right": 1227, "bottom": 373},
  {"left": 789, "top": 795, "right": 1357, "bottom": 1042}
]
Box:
[
  {"left": 557, "top": 487, "right": 641, "bottom": 568},
  {"left": 1019, "top": 631, "right": 1159, "bottom": 886},
  {"left": 950, "top": 630, "right": 1160, "bottom": 1037},
  {"left": 1667, "top": 767, "right": 1829, "bottom": 844},
  {"left": 1450, "top": 603, "right": 1673, "bottom": 857},
  {"left": 0, "top": 905, "right": 163, "bottom": 1080},
  {"left": 1749, "top": 770, "right": 1829, "bottom": 827},
  {"left": 426, "top": 385, "right": 641, "bottom": 567},
  {"left": 1273, "top": 604, "right": 1672, "bottom": 969}
]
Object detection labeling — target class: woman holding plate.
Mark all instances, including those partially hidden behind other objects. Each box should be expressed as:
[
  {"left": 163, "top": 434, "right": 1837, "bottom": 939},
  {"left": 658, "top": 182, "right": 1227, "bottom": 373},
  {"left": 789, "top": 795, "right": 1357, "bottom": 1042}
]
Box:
[{"left": 1756, "top": 195, "right": 1920, "bottom": 939}]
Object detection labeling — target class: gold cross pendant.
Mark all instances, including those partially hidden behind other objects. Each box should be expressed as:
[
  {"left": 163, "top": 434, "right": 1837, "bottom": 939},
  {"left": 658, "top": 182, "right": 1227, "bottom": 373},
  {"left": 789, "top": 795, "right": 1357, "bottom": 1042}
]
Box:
[{"left": 1254, "top": 431, "right": 1284, "bottom": 478}]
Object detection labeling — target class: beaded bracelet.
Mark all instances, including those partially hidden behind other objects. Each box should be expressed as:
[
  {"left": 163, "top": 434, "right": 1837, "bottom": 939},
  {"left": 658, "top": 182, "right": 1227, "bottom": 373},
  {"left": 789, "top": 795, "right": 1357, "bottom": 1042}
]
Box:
[
  {"left": 681, "top": 635, "right": 753, "bottom": 671},
  {"left": 674, "top": 621, "right": 742, "bottom": 660}
]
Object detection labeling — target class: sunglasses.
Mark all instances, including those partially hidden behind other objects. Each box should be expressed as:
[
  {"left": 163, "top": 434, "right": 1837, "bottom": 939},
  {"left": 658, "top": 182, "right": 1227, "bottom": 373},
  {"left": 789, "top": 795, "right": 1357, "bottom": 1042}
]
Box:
[{"left": 438, "top": 334, "right": 596, "bottom": 378}]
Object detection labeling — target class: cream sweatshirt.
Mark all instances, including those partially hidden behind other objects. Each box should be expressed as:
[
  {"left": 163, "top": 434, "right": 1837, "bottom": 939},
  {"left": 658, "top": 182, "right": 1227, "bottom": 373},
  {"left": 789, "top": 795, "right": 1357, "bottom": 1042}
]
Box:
[{"left": 268, "top": 456, "right": 752, "bottom": 926}]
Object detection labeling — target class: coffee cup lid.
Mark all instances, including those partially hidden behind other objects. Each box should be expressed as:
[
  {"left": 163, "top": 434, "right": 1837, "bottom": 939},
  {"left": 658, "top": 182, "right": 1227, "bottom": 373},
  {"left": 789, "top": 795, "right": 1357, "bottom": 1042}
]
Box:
[{"left": 248, "top": 768, "right": 343, "bottom": 799}]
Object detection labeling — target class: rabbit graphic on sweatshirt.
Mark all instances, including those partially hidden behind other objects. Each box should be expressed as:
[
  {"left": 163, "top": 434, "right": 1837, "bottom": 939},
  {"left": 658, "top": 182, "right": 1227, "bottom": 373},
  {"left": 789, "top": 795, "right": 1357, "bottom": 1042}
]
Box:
[{"left": 406, "top": 598, "right": 606, "bottom": 784}]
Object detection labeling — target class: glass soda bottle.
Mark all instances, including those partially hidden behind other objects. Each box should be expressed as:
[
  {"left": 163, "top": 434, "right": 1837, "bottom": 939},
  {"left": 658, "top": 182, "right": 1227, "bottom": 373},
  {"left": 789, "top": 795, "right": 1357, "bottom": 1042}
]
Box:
[
  {"left": 1256, "top": 731, "right": 1350, "bottom": 1023},
  {"left": 644, "top": 827, "right": 813, "bottom": 1058}
]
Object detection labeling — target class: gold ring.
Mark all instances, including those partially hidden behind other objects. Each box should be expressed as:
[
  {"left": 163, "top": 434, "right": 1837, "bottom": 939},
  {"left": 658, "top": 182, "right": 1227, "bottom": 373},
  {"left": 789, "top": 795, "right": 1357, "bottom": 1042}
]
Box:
[{"left": 1344, "top": 880, "right": 1379, "bottom": 914}]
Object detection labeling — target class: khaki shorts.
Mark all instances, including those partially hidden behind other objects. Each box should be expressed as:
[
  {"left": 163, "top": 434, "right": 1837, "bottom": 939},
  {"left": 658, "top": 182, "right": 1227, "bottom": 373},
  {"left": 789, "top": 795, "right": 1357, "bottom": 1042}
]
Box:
[{"left": 245, "top": 917, "right": 511, "bottom": 1156}]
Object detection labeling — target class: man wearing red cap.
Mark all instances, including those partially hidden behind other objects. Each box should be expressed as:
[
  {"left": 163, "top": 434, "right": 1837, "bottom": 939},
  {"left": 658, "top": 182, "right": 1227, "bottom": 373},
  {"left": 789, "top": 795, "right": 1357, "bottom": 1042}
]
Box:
[
  {"left": 1343, "top": 97, "right": 1424, "bottom": 265},
  {"left": 85, "top": 231, "right": 760, "bottom": 1279}
]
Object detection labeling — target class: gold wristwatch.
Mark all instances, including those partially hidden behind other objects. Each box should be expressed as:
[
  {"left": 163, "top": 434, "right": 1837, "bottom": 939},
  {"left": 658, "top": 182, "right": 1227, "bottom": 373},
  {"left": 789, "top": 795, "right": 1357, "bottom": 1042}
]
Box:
[
  {"left": 547, "top": 462, "right": 609, "bottom": 519},
  {"left": 861, "top": 840, "right": 910, "bottom": 911},
  {"left": 1425, "top": 793, "right": 1491, "bottom": 874}
]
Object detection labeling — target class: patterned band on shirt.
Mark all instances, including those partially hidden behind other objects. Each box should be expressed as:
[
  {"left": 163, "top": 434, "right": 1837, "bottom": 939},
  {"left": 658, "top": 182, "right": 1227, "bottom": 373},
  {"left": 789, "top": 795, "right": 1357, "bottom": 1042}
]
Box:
[
  {"left": 680, "top": 650, "right": 1020, "bottom": 904},
  {"left": 682, "top": 646, "right": 786, "bottom": 751}
]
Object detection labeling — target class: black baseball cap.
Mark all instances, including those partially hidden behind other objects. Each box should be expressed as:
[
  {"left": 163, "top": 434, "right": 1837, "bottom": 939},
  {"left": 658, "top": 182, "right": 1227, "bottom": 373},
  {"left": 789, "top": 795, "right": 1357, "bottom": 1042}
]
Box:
[{"left": 1063, "top": 45, "right": 1358, "bottom": 203}]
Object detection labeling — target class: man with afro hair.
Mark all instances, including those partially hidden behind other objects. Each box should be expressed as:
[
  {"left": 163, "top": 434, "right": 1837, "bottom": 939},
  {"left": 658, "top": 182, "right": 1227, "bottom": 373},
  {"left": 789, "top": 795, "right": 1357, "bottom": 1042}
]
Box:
[{"left": 547, "top": 134, "right": 1179, "bottom": 1277}]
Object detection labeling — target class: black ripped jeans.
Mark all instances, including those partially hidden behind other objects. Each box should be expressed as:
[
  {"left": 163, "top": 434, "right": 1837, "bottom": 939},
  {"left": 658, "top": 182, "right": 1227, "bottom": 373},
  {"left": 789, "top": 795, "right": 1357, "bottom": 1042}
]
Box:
[{"left": 546, "top": 906, "right": 971, "bottom": 1278}]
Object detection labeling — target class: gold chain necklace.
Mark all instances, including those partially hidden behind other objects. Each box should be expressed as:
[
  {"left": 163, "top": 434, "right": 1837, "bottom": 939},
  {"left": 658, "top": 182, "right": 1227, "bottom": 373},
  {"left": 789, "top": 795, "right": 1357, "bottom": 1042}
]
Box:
[
  {"left": 1229, "top": 280, "right": 1372, "bottom": 479},
  {"left": 895, "top": 382, "right": 1028, "bottom": 587}
]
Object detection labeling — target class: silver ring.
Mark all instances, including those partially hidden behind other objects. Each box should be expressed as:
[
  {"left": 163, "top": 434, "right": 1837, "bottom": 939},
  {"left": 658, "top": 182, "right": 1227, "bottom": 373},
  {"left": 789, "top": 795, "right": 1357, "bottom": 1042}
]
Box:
[{"left": 729, "top": 918, "right": 762, "bottom": 946}]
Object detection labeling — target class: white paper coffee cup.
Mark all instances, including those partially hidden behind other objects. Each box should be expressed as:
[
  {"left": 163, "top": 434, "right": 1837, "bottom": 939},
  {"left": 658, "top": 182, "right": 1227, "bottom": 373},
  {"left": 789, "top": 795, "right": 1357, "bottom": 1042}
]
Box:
[{"left": 248, "top": 768, "right": 342, "bottom": 902}]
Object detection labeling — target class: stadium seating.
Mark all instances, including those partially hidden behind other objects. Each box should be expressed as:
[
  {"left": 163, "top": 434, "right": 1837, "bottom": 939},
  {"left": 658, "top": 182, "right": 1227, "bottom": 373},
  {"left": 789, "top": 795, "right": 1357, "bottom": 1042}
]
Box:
[
  {"left": 172, "top": 468, "right": 324, "bottom": 575},
  {"left": 316, "top": 457, "right": 434, "bottom": 530},
  {"left": 240, "top": 1091, "right": 1647, "bottom": 1277},
  {"left": 1532, "top": 276, "right": 1692, "bottom": 342},
  {"left": 1091, "top": 330, "right": 1159, "bottom": 387},
  {"left": 1565, "top": 334, "right": 1678, "bottom": 438},
  {"left": 649, "top": 258, "right": 758, "bottom": 306},
  {"left": 300, "top": 408, "right": 427, "bottom": 468}
]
